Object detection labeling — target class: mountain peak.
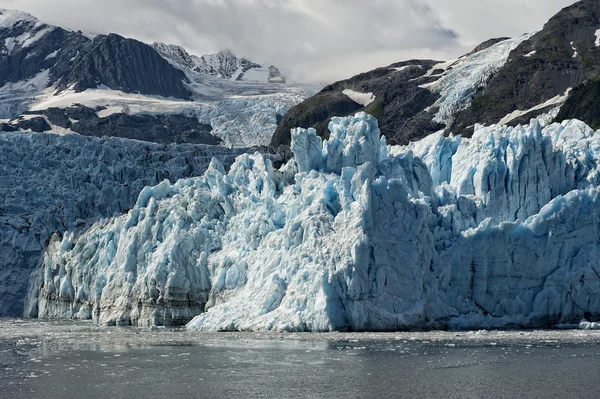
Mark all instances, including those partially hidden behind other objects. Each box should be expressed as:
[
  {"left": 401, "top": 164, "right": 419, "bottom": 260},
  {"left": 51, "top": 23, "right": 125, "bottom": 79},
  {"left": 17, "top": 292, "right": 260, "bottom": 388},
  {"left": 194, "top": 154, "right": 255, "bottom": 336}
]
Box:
[
  {"left": 152, "top": 42, "right": 286, "bottom": 84},
  {"left": 0, "top": 9, "right": 42, "bottom": 29}
]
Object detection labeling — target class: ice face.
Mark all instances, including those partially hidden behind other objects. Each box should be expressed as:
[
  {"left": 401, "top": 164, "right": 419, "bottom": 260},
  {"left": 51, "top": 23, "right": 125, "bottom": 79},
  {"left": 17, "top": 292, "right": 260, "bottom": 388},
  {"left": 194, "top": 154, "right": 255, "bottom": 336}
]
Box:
[
  {"left": 28, "top": 113, "right": 600, "bottom": 330},
  {"left": 0, "top": 132, "right": 253, "bottom": 317}
]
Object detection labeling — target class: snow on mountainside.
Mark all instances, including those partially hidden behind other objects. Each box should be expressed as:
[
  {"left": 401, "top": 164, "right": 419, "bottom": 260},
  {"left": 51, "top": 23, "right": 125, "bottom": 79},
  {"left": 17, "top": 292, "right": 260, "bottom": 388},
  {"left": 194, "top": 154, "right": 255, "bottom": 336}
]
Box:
[
  {"left": 194, "top": 51, "right": 286, "bottom": 84},
  {"left": 0, "top": 8, "right": 311, "bottom": 147},
  {"left": 4, "top": 84, "right": 314, "bottom": 147},
  {"left": 272, "top": 34, "right": 537, "bottom": 148},
  {"left": 425, "top": 32, "right": 536, "bottom": 127},
  {"left": 27, "top": 113, "right": 600, "bottom": 330}
]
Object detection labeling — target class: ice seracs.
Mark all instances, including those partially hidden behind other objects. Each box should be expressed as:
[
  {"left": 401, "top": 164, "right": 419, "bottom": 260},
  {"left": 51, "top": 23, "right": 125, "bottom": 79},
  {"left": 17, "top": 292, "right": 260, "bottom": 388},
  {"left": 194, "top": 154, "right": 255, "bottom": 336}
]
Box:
[
  {"left": 27, "top": 113, "right": 600, "bottom": 331},
  {"left": 0, "top": 131, "right": 253, "bottom": 317}
]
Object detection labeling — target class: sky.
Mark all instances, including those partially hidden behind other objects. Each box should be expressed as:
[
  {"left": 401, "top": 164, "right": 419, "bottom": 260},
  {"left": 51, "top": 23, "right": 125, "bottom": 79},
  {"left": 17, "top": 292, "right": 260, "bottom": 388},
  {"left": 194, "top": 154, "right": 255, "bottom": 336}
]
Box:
[{"left": 1, "top": 0, "right": 578, "bottom": 83}]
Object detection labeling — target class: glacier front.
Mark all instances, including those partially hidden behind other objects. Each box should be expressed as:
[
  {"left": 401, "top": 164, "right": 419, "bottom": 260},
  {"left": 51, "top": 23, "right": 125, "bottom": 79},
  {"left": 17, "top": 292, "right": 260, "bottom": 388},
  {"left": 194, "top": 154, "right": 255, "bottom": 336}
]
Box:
[{"left": 27, "top": 113, "right": 600, "bottom": 330}]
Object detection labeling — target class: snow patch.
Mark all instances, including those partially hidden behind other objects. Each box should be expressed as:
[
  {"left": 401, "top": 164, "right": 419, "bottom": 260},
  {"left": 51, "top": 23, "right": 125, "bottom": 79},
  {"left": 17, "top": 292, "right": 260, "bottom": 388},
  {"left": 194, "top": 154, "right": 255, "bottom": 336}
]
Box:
[
  {"left": 0, "top": 9, "right": 40, "bottom": 29},
  {"left": 595, "top": 29, "right": 600, "bottom": 47},
  {"left": 22, "top": 27, "right": 52, "bottom": 48},
  {"left": 392, "top": 65, "right": 413, "bottom": 72},
  {"left": 342, "top": 89, "right": 376, "bottom": 107},
  {"left": 97, "top": 106, "right": 124, "bottom": 118},
  {"left": 524, "top": 50, "right": 536, "bottom": 57},
  {"left": 497, "top": 88, "right": 572, "bottom": 125},
  {"left": 44, "top": 49, "right": 59, "bottom": 60}
]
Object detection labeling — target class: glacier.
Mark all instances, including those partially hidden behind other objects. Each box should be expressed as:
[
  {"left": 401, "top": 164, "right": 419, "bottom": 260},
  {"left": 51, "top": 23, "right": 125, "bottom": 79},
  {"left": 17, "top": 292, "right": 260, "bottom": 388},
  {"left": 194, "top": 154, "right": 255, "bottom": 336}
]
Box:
[
  {"left": 0, "top": 132, "right": 256, "bottom": 317},
  {"left": 27, "top": 113, "right": 600, "bottom": 330},
  {"left": 425, "top": 33, "right": 536, "bottom": 127}
]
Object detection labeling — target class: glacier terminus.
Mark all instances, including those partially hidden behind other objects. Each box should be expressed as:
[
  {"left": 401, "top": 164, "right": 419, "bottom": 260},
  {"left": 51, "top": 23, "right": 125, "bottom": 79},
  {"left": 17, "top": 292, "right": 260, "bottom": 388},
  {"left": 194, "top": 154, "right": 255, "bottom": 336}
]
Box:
[{"left": 24, "top": 112, "right": 600, "bottom": 331}]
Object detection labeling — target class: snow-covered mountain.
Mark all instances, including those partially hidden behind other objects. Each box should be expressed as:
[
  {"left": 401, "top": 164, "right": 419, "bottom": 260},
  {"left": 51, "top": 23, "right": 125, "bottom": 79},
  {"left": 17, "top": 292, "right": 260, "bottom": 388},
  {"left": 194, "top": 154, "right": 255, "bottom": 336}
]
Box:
[
  {"left": 26, "top": 112, "right": 600, "bottom": 330},
  {"left": 153, "top": 43, "right": 286, "bottom": 84},
  {"left": 0, "top": 9, "right": 311, "bottom": 147},
  {"left": 194, "top": 51, "right": 286, "bottom": 83}
]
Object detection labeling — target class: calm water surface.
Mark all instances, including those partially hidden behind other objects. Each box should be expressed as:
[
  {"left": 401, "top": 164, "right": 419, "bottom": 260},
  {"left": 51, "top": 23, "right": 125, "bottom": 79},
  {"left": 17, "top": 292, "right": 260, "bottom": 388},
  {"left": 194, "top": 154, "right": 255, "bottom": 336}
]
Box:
[{"left": 1, "top": 319, "right": 600, "bottom": 398}]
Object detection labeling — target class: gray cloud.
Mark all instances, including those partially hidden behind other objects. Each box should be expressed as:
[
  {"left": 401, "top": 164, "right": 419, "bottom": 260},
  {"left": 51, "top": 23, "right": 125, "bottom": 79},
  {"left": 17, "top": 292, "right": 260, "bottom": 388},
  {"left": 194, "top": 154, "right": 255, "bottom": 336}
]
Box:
[{"left": 0, "top": 0, "right": 578, "bottom": 82}]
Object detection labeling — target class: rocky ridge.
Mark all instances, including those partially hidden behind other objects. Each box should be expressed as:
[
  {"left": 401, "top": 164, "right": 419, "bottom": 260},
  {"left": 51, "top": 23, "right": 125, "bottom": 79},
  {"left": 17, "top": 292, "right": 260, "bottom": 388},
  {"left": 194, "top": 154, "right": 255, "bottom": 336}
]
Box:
[{"left": 273, "top": 0, "right": 600, "bottom": 147}]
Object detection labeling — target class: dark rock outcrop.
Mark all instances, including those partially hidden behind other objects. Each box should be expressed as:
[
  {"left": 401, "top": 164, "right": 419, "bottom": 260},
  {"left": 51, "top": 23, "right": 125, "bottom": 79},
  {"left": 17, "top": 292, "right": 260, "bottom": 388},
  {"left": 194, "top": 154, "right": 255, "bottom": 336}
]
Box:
[
  {"left": 59, "top": 34, "right": 191, "bottom": 99},
  {"left": 17, "top": 105, "right": 220, "bottom": 145},
  {"left": 556, "top": 74, "right": 600, "bottom": 129},
  {"left": 451, "top": 0, "right": 600, "bottom": 134},
  {"left": 72, "top": 113, "right": 218, "bottom": 145},
  {"left": 12, "top": 116, "right": 51, "bottom": 132},
  {"left": 271, "top": 60, "right": 443, "bottom": 147}
]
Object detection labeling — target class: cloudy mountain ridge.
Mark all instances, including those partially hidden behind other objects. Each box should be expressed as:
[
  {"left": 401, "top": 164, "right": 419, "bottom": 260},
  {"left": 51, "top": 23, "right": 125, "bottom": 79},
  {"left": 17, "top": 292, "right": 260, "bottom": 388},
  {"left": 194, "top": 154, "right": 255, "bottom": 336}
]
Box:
[{"left": 273, "top": 0, "right": 600, "bottom": 147}]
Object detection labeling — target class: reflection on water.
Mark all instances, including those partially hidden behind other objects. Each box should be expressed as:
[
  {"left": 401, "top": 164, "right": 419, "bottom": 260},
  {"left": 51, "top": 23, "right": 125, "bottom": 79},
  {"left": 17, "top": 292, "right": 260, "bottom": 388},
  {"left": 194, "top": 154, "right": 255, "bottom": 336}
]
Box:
[{"left": 1, "top": 319, "right": 600, "bottom": 399}]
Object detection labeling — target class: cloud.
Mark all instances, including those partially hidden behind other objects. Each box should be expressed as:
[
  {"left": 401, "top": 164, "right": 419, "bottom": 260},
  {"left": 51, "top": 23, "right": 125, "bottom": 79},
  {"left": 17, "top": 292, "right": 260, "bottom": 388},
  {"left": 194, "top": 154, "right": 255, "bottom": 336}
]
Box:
[{"left": 0, "top": 0, "right": 578, "bottom": 82}]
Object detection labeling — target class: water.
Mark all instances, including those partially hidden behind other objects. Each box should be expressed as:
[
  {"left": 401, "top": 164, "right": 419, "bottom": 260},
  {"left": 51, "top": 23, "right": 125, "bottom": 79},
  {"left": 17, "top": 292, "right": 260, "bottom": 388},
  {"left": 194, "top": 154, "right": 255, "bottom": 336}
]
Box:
[{"left": 1, "top": 319, "right": 600, "bottom": 398}]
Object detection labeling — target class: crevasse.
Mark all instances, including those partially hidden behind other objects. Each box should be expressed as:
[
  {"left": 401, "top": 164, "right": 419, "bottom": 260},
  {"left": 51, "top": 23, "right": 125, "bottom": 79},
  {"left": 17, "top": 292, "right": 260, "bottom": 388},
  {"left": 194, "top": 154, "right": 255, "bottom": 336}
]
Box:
[{"left": 27, "top": 113, "right": 600, "bottom": 330}]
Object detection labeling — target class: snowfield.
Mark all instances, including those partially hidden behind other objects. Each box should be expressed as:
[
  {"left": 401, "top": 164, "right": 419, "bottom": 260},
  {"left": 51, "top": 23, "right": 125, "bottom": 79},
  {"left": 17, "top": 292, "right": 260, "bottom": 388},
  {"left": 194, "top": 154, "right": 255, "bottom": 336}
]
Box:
[
  {"left": 1, "top": 82, "right": 316, "bottom": 147},
  {"left": 26, "top": 113, "right": 600, "bottom": 331}
]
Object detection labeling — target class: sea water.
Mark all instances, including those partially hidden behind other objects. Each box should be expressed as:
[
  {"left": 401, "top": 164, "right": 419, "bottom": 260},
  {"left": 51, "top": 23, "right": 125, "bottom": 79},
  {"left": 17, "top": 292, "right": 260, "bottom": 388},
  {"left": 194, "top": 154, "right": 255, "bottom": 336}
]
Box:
[{"left": 1, "top": 319, "right": 600, "bottom": 398}]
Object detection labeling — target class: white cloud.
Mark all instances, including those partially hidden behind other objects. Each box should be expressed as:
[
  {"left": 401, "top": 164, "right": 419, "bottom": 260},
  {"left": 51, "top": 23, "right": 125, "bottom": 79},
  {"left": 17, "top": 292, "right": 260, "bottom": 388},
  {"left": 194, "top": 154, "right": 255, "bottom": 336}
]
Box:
[{"left": 0, "top": 0, "right": 578, "bottom": 82}]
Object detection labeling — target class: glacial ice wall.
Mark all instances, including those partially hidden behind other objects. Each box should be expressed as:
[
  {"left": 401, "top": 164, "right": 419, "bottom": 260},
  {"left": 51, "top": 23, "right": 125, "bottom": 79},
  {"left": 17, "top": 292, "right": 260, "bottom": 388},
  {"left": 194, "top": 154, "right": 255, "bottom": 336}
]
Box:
[
  {"left": 29, "top": 113, "right": 600, "bottom": 330},
  {"left": 0, "top": 132, "right": 252, "bottom": 317}
]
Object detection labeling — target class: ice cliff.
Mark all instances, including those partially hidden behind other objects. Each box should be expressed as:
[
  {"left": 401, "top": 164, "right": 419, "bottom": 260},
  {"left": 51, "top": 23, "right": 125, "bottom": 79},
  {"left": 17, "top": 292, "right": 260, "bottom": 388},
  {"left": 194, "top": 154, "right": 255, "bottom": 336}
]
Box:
[
  {"left": 0, "top": 132, "right": 252, "bottom": 317},
  {"left": 28, "top": 113, "right": 600, "bottom": 330}
]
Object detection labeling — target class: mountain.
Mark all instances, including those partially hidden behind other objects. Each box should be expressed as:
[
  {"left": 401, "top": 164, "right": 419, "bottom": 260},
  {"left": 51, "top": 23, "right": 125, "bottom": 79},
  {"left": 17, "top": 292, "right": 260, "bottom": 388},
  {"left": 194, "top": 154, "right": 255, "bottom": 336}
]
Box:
[
  {"left": 272, "top": 0, "right": 600, "bottom": 147},
  {"left": 0, "top": 9, "right": 307, "bottom": 147},
  {"left": 0, "top": 9, "right": 191, "bottom": 100},
  {"left": 152, "top": 44, "right": 286, "bottom": 84}
]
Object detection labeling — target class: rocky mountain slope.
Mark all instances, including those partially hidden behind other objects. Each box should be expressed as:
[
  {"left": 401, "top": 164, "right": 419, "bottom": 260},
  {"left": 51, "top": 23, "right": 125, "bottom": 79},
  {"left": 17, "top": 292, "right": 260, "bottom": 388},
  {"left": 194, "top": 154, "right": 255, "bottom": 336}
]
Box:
[
  {"left": 0, "top": 9, "right": 309, "bottom": 147},
  {"left": 0, "top": 10, "right": 191, "bottom": 101},
  {"left": 273, "top": 0, "right": 600, "bottom": 147}
]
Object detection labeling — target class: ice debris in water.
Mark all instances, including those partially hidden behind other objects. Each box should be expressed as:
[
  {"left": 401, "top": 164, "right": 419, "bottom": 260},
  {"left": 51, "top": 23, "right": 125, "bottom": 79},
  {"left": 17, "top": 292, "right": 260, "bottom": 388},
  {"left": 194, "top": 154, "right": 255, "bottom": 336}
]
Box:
[{"left": 27, "top": 112, "right": 600, "bottom": 331}]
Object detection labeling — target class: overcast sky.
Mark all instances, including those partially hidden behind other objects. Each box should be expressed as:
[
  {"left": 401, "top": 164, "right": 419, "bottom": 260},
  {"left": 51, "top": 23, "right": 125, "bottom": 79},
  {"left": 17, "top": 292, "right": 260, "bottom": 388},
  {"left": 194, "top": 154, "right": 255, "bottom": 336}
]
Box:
[{"left": 1, "top": 0, "right": 578, "bottom": 82}]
